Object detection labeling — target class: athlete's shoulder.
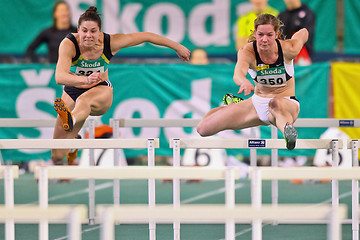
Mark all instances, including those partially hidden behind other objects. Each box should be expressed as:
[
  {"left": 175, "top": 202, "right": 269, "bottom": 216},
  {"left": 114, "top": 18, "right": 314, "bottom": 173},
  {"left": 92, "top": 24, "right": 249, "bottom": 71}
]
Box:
[{"left": 238, "top": 42, "right": 256, "bottom": 62}]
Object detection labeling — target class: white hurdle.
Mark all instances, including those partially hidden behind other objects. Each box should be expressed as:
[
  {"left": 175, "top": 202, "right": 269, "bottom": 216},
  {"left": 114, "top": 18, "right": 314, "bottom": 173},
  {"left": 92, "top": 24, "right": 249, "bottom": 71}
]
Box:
[
  {"left": 171, "top": 139, "right": 241, "bottom": 240},
  {"left": 270, "top": 118, "right": 360, "bottom": 218},
  {"left": 115, "top": 117, "right": 360, "bottom": 221},
  {"left": 0, "top": 138, "right": 159, "bottom": 234},
  {"left": 0, "top": 118, "right": 92, "bottom": 166},
  {"left": 114, "top": 118, "right": 360, "bottom": 128},
  {"left": 347, "top": 139, "right": 360, "bottom": 240},
  {"left": 171, "top": 138, "right": 342, "bottom": 240},
  {"left": 34, "top": 166, "right": 238, "bottom": 240},
  {"left": 0, "top": 204, "right": 87, "bottom": 240},
  {"left": 97, "top": 204, "right": 347, "bottom": 240},
  {"left": 0, "top": 166, "right": 19, "bottom": 240},
  {"left": 249, "top": 166, "right": 360, "bottom": 240}
]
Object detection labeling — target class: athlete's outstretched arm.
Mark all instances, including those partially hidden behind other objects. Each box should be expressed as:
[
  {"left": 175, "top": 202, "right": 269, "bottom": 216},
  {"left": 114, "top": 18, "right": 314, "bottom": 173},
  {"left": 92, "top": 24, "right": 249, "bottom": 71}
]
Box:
[
  {"left": 110, "top": 32, "right": 190, "bottom": 61},
  {"left": 233, "top": 44, "right": 255, "bottom": 96}
]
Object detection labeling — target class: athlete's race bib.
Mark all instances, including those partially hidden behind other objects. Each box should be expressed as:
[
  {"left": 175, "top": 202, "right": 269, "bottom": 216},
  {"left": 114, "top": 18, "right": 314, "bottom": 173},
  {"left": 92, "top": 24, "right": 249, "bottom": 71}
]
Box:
[
  {"left": 75, "top": 66, "right": 104, "bottom": 76},
  {"left": 256, "top": 66, "right": 286, "bottom": 87}
]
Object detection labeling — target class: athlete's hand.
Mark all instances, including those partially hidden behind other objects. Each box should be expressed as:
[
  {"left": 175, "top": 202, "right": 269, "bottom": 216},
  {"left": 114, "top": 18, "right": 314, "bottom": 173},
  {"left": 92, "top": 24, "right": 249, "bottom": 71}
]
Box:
[
  {"left": 238, "top": 80, "right": 254, "bottom": 96},
  {"left": 176, "top": 45, "right": 191, "bottom": 62},
  {"left": 86, "top": 72, "right": 105, "bottom": 85}
]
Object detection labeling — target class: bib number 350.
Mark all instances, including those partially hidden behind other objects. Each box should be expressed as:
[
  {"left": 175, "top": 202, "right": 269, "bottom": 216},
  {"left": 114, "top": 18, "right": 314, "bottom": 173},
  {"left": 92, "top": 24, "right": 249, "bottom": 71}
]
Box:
[{"left": 259, "top": 77, "right": 284, "bottom": 85}]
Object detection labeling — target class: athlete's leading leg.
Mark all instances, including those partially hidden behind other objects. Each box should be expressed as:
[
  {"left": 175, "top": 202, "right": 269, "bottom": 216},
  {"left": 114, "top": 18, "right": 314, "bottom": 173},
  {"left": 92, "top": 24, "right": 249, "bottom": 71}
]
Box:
[
  {"left": 197, "top": 99, "right": 264, "bottom": 137},
  {"left": 52, "top": 86, "right": 113, "bottom": 164},
  {"left": 52, "top": 92, "right": 84, "bottom": 164}
]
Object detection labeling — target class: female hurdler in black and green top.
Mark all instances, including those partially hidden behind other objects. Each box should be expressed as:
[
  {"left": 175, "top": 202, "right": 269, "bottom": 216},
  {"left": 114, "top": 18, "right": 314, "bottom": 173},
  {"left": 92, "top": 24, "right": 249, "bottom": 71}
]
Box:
[
  {"left": 197, "top": 14, "right": 308, "bottom": 150},
  {"left": 52, "top": 6, "right": 190, "bottom": 165}
]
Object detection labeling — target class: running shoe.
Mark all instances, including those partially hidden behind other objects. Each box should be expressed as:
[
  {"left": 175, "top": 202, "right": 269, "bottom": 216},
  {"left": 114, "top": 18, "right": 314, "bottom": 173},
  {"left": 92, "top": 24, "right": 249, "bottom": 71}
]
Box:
[
  {"left": 54, "top": 98, "right": 73, "bottom": 132},
  {"left": 222, "top": 93, "right": 244, "bottom": 105},
  {"left": 284, "top": 123, "right": 297, "bottom": 150},
  {"left": 66, "top": 135, "right": 81, "bottom": 165}
]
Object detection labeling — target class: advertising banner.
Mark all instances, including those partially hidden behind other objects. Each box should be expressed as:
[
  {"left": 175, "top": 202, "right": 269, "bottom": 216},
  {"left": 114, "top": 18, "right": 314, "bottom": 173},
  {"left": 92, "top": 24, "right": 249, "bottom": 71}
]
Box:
[{"left": 0, "top": 0, "right": 337, "bottom": 55}]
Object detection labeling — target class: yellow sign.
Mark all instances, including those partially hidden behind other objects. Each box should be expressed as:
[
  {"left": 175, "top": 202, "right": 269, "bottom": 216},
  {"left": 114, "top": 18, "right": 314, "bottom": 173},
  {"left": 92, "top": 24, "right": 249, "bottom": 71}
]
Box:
[{"left": 332, "top": 62, "right": 360, "bottom": 139}]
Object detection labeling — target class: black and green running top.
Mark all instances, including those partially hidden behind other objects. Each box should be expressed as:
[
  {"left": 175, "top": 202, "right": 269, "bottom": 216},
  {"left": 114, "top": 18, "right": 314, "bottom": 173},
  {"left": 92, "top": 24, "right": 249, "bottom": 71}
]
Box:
[
  {"left": 248, "top": 39, "right": 294, "bottom": 87},
  {"left": 66, "top": 33, "right": 113, "bottom": 77}
]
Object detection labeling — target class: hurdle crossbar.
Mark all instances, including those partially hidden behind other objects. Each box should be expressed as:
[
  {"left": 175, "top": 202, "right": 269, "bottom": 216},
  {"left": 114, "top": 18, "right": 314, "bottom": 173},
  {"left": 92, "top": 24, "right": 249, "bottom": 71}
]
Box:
[
  {"left": 0, "top": 166, "right": 19, "bottom": 179},
  {"left": 0, "top": 118, "right": 92, "bottom": 128},
  {"left": 169, "top": 138, "right": 341, "bottom": 149},
  {"left": 34, "top": 166, "right": 238, "bottom": 180},
  {"left": 114, "top": 118, "right": 360, "bottom": 128},
  {"left": 0, "top": 119, "right": 56, "bottom": 128},
  {"left": 0, "top": 204, "right": 87, "bottom": 223},
  {"left": 0, "top": 204, "right": 87, "bottom": 240},
  {"left": 294, "top": 118, "right": 360, "bottom": 128},
  {"left": 115, "top": 118, "right": 200, "bottom": 127},
  {"left": 248, "top": 167, "right": 360, "bottom": 180},
  {"left": 97, "top": 204, "right": 347, "bottom": 223},
  {"left": 0, "top": 138, "right": 159, "bottom": 149}
]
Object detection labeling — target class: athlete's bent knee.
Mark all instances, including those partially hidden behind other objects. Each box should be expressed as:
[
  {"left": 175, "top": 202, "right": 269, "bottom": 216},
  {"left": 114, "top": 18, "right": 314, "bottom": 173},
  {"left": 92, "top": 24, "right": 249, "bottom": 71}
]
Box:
[{"left": 268, "top": 98, "right": 282, "bottom": 111}]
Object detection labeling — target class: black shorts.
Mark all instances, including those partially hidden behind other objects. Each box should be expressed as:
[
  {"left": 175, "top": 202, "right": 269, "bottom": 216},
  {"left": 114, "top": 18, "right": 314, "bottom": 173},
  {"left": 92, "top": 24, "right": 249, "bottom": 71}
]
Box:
[
  {"left": 64, "top": 80, "right": 112, "bottom": 101},
  {"left": 290, "top": 96, "right": 299, "bottom": 102}
]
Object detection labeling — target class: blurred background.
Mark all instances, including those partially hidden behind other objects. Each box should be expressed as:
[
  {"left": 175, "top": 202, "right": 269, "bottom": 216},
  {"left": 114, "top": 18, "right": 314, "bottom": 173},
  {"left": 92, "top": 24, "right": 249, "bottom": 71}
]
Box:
[{"left": 0, "top": 0, "right": 359, "bottom": 166}]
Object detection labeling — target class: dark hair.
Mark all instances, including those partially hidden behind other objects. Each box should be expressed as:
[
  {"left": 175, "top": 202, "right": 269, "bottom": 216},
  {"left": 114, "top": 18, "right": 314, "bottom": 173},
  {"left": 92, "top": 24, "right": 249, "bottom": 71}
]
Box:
[
  {"left": 248, "top": 13, "right": 285, "bottom": 42},
  {"left": 52, "top": 1, "right": 71, "bottom": 29},
  {"left": 78, "top": 6, "right": 102, "bottom": 29}
]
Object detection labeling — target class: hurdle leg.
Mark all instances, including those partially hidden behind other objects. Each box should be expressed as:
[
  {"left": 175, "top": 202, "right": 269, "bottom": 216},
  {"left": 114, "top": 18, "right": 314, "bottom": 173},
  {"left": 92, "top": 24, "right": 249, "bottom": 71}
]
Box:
[
  {"left": 328, "top": 207, "right": 342, "bottom": 240},
  {"left": 4, "top": 166, "right": 15, "bottom": 240},
  {"left": 38, "top": 167, "right": 49, "bottom": 240},
  {"left": 225, "top": 167, "right": 235, "bottom": 240},
  {"left": 88, "top": 119, "right": 96, "bottom": 225},
  {"left": 251, "top": 167, "right": 262, "bottom": 240},
  {"left": 148, "top": 139, "right": 156, "bottom": 240},
  {"left": 0, "top": 150, "right": 4, "bottom": 165},
  {"left": 352, "top": 140, "right": 359, "bottom": 240},
  {"left": 100, "top": 208, "right": 115, "bottom": 240},
  {"left": 172, "top": 139, "right": 181, "bottom": 240},
  {"left": 331, "top": 140, "right": 339, "bottom": 218},
  {"left": 112, "top": 119, "right": 121, "bottom": 213},
  {"left": 250, "top": 127, "right": 258, "bottom": 167},
  {"left": 270, "top": 125, "right": 279, "bottom": 224},
  {"left": 67, "top": 208, "right": 82, "bottom": 240}
]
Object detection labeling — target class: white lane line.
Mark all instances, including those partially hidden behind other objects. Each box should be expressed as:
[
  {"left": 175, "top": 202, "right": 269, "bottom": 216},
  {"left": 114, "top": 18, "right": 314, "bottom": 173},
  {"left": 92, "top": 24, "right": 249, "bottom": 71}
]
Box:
[
  {"left": 26, "top": 182, "right": 113, "bottom": 205},
  {"left": 181, "top": 183, "right": 244, "bottom": 204}
]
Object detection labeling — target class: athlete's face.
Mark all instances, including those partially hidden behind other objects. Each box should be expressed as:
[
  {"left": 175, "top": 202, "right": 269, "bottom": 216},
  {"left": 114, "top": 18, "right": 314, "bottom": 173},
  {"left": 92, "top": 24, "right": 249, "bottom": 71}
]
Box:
[
  {"left": 254, "top": 24, "right": 278, "bottom": 51},
  {"left": 78, "top": 21, "right": 101, "bottom": 47}
]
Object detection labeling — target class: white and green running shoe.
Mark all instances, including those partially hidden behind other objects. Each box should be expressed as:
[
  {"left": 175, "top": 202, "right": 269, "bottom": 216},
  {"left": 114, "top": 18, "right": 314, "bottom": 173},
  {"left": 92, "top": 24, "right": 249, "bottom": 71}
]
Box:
[
  {"left": 222, "top": 93, "right": 244, "bottom": 105},
  {"left": 284, "top": 123, "right": 297, "bottom": 150}
]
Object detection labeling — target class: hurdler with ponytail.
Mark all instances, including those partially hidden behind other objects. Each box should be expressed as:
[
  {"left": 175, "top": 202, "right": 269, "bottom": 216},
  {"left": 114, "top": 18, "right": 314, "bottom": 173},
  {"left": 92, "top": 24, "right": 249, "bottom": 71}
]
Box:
[{"left": 51, "top": 6, "right": 191, "bottom": 166}]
